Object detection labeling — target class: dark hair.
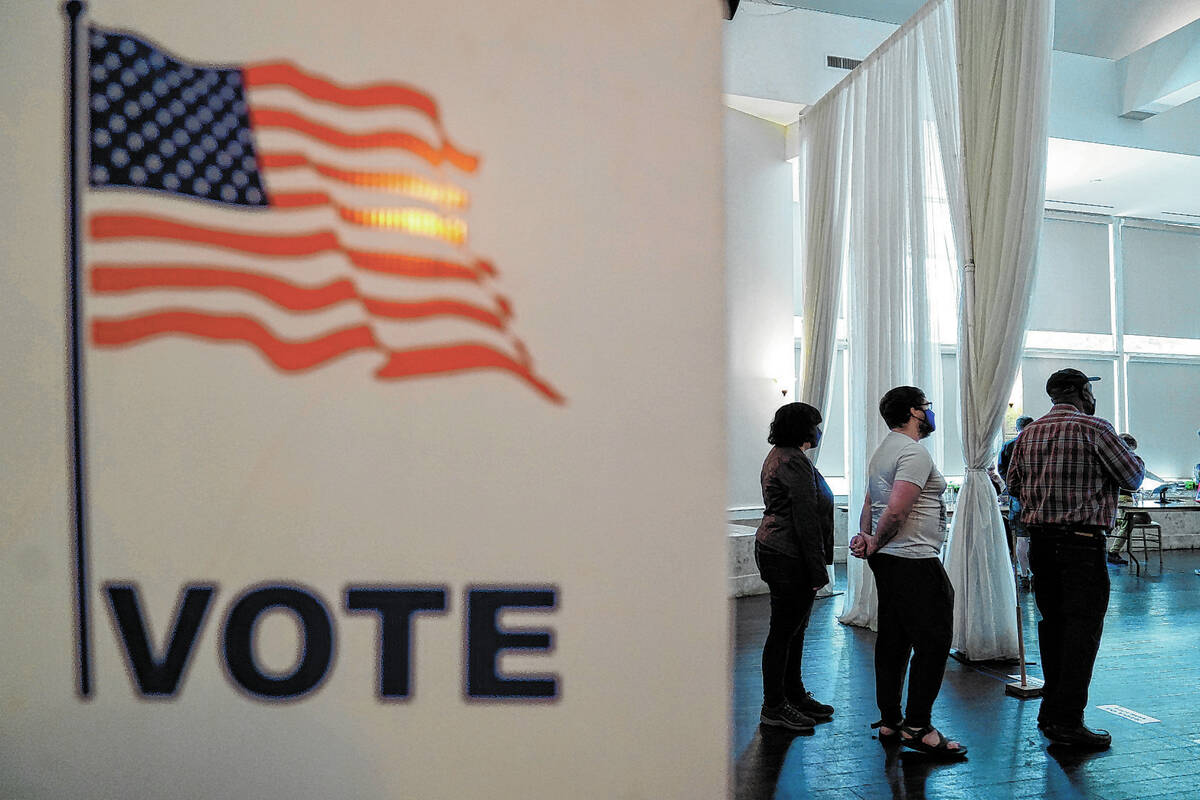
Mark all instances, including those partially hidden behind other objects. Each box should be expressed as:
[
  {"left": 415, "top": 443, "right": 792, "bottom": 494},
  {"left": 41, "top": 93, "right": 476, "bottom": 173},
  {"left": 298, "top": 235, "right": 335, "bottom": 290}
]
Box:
[
  {"left": 1119, "top": 433, "right": 1138, "bottom": 450},
  {"left": 1016, "top": 416, "right": 1034, "bottom": 431},
  {"left": 879, "top": 386, "right": 926, "bottom": 429},
  {"left": 768, "top": 402, "right": 822, "bottom": 448}
]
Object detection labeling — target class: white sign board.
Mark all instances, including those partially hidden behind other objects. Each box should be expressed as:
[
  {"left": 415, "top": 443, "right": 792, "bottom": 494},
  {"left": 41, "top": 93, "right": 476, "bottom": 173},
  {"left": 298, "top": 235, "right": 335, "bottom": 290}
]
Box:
[{"left": 0, "top": 1, "right": 729, "bottom": 797}]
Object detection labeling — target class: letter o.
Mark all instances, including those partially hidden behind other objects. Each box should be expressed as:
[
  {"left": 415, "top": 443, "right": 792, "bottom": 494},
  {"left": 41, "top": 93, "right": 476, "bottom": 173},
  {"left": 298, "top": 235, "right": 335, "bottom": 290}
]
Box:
[{"left": 222, "top": 585, "right": 334, "bottom": 699}]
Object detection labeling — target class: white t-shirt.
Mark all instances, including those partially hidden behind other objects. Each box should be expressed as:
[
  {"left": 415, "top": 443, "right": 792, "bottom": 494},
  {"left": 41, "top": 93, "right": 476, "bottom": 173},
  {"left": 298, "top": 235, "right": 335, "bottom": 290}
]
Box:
[{"left": 868, "top": 431, "right": 948, "bottom": 559}]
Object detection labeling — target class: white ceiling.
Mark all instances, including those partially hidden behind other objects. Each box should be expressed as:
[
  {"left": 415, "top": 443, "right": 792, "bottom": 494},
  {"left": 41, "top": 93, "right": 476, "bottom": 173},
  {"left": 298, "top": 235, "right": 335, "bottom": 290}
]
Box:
[
  {"left": 1046, "top": 138, "right": 1200, "bottom": 223},
  {"left": 723, "top": 94, "right": 807, "bottom": 125},
  {"left": 729, "top": 2, "right": 1200, "bottom": 226},
  {"left": 754, "top": 0, "right": 1200, "bottom": 59}
]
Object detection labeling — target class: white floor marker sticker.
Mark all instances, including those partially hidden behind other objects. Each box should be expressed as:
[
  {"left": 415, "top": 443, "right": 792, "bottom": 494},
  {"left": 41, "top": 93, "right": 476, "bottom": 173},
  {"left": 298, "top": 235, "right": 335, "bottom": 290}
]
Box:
[{"left": 1096, "top": 705, "right": 1160, "bottom": 724}]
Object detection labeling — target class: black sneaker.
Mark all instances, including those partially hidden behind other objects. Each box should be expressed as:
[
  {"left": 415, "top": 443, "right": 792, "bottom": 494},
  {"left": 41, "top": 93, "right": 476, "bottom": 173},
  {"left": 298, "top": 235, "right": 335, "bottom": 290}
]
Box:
[
  {"left": 1041, "top": 722, "right": 1112, "bottom": 750},
  {"left": 760, "top": 702, "right": 815, "bottom": 731},
  {"left": 1107, "top": 553, "right": 1128, "bottom": 565},
  {"left": 788, "top": 691, "right": 834, "bottom": 719}
]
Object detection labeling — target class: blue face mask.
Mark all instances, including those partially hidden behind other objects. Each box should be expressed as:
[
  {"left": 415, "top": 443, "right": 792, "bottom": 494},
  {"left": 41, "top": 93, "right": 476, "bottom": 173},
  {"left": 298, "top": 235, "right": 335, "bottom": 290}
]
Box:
[
  {"left": 811, "top": 427, "right": 822, "bottom": 447},
  {"left": 914, "top": 407, "right": 936, "bottom": 437}
]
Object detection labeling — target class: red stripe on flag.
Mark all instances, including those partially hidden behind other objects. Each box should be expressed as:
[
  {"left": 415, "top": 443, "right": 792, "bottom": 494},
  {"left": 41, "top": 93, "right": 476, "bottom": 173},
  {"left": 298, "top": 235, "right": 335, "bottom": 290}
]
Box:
[
  {"left": 90, "top": 214, "right": 489, "bottom": 280},
  {"left": 271, "top": 191, "right": 332, "bottom": 208},
  {"left": 250, "top": 107, "right": 478, "bottom": 172},
  {"left": 91, "top": 265, "right": 357, "bottom": 310},
  {"left": 258, "top": 152, "right": 309, "bottom": 169},
  {"left": 92, "top": 212, "right": 335, "bottom": 255},
  {"left": 91, "top": 264, "right": 509, "bottom": 327},
  {"left": 91, "top": 312, "right": 562, "bottom": 398},
  {"left": 92, "top": 311, "right": 378, "bottom": 371},
  {"left": 376, "top": 343, "right": 564, "bottom": 403},
  {"left": 360, "top": 297, "right": 506, "bottom": 329},
  {"left": 260, "top": 151, "right": 471, "bottom": 209},
  {"left": 244, "top": 62, "right": 443, "bottom": 118}
]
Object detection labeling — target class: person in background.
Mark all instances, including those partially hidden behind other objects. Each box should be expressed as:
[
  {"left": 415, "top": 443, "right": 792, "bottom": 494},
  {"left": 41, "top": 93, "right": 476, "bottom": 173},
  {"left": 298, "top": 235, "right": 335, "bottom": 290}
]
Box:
[
  {"left": 1006, "top": 369, "right": 1144, "bottom": 750},
  {"left": 1106, "top": 434, "right": 1148, "bottom": 565},
  {"left": 1000, "top": 416, "right": 1034, "bottom": 587},
  {"left": 754, "top": 402, "right": 836, "bottom": 732},
  {"left": 998, "top": 416, "right": 1034, "bottom": 479},
  {"left": 849, "top": 386, "right": 966, "bottom": 760}
]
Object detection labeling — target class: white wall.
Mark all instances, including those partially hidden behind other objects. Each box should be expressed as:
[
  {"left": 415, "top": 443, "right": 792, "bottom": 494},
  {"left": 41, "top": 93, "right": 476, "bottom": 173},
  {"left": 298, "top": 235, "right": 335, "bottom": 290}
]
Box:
[
  {"left": 723, "top": 5, "right": 896, "bottom": 105},
  {"left": 725, "top": 108, "right": 795, "bottom": 510}
]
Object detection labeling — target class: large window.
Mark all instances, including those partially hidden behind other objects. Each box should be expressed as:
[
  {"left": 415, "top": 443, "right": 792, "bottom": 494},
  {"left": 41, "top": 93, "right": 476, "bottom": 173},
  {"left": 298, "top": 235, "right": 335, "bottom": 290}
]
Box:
[
  {"left": 1005, "top": 214, "right": 1200, "bottom": 480},
  {"left": 796, "top": 210, "right": 1200, "bottom": 486}
]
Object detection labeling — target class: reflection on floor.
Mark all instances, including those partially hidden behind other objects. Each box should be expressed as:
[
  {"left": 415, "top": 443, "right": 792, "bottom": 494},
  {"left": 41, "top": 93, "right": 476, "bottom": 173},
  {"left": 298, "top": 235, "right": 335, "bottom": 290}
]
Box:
[{"left": 731, "top": 551, "right": 1200, "bottom": 800}]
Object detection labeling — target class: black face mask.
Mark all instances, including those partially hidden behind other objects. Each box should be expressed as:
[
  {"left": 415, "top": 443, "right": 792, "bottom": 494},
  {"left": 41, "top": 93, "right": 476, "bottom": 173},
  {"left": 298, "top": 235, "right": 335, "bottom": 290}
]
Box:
[
  {"left": 810, "top": 427, "right": 822, "bottom": 448},
  {"left": 1080, "top": 386, "right": 1096, "bottom": 415}
]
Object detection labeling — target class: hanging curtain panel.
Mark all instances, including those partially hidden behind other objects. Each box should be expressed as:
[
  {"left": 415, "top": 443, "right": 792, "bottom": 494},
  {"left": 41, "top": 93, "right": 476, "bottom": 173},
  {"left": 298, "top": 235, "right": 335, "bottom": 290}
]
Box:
[
  {"left": 797, "top": 92, "right": 851, "bottom": 415},
  {"left": 803, "top": 0, "right": 959, "bottom": 630},
  {"left": 944, "top": 0, "right": 1053, "bottom": 660},
  {"left": 797, "top": 0, "right": 1052, "bottom": 650}
]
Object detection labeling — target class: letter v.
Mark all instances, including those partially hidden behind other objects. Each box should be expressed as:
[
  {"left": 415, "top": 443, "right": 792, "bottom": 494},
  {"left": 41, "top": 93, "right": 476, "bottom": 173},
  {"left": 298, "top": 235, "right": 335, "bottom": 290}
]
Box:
[{"left": 106, "top": 583, "right": 215, "bottom": 696}]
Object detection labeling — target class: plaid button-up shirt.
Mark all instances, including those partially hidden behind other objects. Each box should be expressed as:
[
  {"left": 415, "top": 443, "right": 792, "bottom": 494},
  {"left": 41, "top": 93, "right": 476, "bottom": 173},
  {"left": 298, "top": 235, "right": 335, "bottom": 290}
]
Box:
[{"left": 1006, "top": 404, "right": 1145, "bottom": 529}]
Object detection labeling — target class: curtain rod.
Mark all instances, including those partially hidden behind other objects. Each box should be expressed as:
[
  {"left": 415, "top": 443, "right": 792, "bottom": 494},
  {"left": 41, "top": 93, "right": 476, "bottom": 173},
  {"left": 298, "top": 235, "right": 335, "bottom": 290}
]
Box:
[{"left": 801, "top": 0, "right": 949, "bottom": 121}]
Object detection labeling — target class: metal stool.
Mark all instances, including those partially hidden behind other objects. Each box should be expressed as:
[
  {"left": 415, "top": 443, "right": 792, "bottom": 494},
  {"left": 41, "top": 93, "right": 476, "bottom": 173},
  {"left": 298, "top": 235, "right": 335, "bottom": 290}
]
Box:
[{"left": 1125, "top": 513, "right": 1162, "bottom": 576}]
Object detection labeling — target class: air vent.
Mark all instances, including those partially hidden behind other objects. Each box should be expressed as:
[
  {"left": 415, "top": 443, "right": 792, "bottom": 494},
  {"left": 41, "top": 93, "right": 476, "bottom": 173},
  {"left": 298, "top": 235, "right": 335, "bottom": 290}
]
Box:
[{"left": 827, "top": 55, "right": 862, "bottom": 71}]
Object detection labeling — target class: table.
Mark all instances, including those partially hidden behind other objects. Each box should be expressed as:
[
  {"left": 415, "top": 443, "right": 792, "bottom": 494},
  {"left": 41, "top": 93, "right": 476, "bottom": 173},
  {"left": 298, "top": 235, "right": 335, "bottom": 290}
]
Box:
[{"left": 1116, "top": 501, "right": 1200, "bottom": 572}]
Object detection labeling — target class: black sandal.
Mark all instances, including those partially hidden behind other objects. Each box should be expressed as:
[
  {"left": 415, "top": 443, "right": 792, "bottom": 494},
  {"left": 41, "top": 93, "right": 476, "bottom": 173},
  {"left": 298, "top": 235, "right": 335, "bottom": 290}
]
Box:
[
  {"left": 870, "top": 719, "right": 903, "bottom": 743},
  {"left": 899, "top": 724, "right": 968, "bottom": 759}
]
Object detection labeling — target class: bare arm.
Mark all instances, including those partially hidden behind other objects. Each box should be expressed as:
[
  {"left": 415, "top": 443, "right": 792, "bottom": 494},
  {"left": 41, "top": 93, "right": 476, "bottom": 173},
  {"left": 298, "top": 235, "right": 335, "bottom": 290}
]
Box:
[
  {"left": 850, "top": 480, "right": 921, "bottom": 558},
  {"left": 849, "top": 490, "right": 874, "bottom": 559}
]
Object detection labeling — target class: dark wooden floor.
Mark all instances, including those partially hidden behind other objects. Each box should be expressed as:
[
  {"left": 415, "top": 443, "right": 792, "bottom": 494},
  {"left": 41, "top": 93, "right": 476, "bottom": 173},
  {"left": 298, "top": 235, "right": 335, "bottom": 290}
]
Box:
[{"left": 731, "top": 551, "right": 1200, "bottom": 800}]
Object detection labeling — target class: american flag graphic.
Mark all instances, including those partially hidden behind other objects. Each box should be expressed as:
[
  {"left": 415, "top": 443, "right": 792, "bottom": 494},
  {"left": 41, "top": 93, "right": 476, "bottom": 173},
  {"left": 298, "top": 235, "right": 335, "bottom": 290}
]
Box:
[{"left": 85, "top": 26, "right": 562, "bottom": 403}]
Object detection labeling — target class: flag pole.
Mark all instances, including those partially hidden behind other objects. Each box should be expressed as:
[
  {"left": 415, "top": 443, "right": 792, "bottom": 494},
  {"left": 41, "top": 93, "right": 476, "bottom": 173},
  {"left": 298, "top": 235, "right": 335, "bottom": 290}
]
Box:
[{"left": 63, "top": 0, "right": 92, "bottom": 699}]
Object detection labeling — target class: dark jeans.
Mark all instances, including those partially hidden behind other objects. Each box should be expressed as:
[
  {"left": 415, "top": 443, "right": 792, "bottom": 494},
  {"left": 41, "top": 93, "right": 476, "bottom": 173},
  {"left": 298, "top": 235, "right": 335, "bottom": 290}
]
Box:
[
  {"left": 867, "top": 552, "right": 954, "bottom": 728},
  {"left": 1028, "top": 529, "right": 1110, "bottom": 726},
  {"left": 756, "top": 543, "right": 818, "bottom": 707}
]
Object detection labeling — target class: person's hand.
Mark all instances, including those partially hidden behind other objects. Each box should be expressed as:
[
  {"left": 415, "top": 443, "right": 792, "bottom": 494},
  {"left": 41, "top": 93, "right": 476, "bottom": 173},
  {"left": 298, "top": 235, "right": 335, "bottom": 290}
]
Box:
[{"left": 849, "top": 533, "right": 872, "bottom": 559}]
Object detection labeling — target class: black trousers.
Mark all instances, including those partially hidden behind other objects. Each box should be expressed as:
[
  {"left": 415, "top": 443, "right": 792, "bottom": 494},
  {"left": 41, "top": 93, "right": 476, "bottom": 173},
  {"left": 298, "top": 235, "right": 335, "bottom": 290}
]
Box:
[
  {"left": 756, "top": 544, "right": 818, "bottom": 707},
  {"left": 1028, "top": 529, "right": 1110, "bottom": 726},
  {"left": 867, "top": 552, "right": 954, "bottom": 728}
]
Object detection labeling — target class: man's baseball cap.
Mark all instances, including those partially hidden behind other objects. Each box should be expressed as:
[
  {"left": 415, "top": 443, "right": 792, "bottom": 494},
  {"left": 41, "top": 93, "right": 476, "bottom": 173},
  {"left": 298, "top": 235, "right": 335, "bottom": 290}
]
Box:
[{"left": 1046, "top": 368, "right": 1101, "bottom": 396}]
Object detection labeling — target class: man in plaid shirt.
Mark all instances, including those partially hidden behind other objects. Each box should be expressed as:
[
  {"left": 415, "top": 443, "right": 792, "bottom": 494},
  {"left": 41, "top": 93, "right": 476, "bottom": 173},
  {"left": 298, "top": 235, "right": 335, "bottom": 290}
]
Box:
[{"left": 1007, "top": 368, "right": 1144, "bottom": 750}]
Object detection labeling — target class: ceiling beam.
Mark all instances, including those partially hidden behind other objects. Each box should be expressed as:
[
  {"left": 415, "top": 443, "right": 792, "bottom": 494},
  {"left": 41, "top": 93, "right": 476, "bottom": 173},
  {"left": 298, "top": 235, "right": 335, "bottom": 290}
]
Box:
[{"left": 1118, "top": 17, "right": 1200, "bottom": 119}]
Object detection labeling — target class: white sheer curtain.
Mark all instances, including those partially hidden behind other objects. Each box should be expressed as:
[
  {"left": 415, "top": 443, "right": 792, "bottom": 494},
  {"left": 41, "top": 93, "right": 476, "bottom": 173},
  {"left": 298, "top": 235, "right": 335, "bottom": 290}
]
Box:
[
  {"left": 797, "top": 93, "right": 855, "bottom": 599},
  {"left": 808, "top": 0, "right": 955, "bottom": 630},
  {"left": 943, "top": 0, "right": 1053, "bottom": 660},
  {"left": 798, "top": 0, "right": 1051, "bottom": 640},
  {"left": 796, "top": 94, "right": 850, "bottom": 415}
]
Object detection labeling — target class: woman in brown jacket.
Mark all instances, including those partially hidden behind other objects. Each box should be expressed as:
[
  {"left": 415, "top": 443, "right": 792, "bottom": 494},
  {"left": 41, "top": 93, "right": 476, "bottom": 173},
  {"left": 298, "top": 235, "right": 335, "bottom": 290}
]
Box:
[{"left": 754, "top": 402, "right": 835, "bottom": 732}]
